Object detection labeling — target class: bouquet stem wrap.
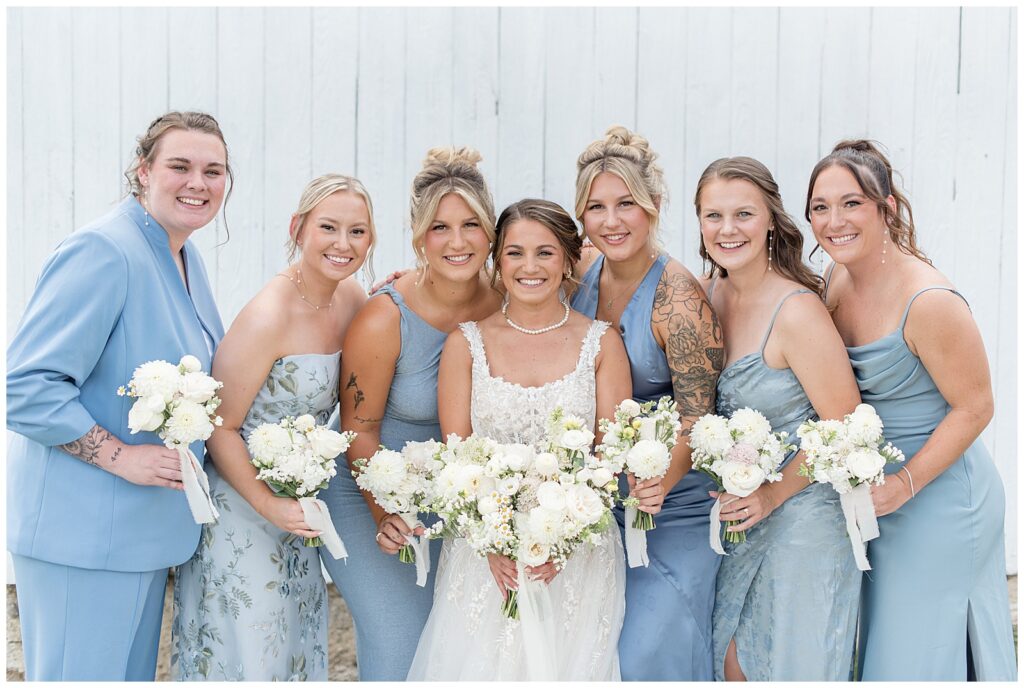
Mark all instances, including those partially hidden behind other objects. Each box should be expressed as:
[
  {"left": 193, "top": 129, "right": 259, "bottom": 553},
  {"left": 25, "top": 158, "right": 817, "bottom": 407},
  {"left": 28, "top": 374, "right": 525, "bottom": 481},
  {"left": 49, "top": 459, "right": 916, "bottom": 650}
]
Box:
[
  {"left": 177, "top": 446, "right": 219, "bottom": 524},
  {"left": 624, "top": 418, "right": 657, "bottom": 568},
  {"left": 516, "top": 562, "right": 558, "bottom": 681},
  {"left": 298, "top": 497, "right": 348, "bottom": 560},
  {"left": 839, "top": 482, "right": 880, "bottom": 571},
  {"left": 708, "top": 497, "right": 727, "bottom": 555},
  {"left": 398, "top": 512, "right": 431, "bottom": 587}
]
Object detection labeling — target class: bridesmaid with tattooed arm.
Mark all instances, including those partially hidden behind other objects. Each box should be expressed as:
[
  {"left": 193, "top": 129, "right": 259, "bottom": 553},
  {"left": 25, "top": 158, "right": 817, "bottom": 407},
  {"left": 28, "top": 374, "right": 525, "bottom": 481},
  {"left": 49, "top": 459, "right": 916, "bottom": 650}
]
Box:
[{"left": 570, "top": 126, "right": 725, "bottom": 680}]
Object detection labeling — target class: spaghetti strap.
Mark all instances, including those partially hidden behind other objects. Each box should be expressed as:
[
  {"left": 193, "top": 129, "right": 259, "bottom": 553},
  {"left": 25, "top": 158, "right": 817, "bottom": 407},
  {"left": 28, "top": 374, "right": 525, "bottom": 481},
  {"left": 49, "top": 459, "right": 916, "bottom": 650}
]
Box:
[
  {"left": 706, "top": 276, "right": 719, "bottom": 301},
  {"left": 760, "top": 289, "right": 814, "bottom": 352},
  {"left": 899, "top": 287, "right": 969, "bottom": 330},
  {"left": 822, "top": 262, "right": 838, "bottom": 302}
]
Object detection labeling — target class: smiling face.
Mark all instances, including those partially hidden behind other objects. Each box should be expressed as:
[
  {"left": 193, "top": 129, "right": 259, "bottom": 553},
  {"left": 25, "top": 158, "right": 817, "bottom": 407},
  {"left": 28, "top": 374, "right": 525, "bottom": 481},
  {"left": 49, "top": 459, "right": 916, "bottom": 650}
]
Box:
[
  {"left": 294, "top": 190, "right": 372, "bottom": 282},
  {"left": 421, "top": 192, "right": 491, "bottom": 282},
  {"left": 698, "top": 177, "right": 772, "bottom": 274},
  {"left": 808, "top": 165, "right": 891, "bottom": 265},
  {"left": 499, "top": 219, "right": 567, "bottom": 308},
  {"left": 580, "top": 172, "right": 653, "bottom": 262},
  {"left": 136, "top": 128, "right": 228, "bottom": 237}
]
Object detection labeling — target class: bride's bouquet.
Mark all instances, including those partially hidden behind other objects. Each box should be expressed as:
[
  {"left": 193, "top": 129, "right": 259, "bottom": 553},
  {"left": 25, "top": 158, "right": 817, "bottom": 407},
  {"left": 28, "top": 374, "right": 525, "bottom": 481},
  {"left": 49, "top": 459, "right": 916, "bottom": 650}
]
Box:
[
  {"left": 797, "top": 403, "right": 905, "bottom": 570},
  {"left": 596, "top": 396, "right": 680, "bottom": 567},
  {"left": 247, "top": 415, "right": 354, "bottom": 559},
  {"left": 689, "top": 408, "right": 793, "bottom": 553},
  {"left": 118, "top": 355, "right": 223, "bottom": 523},
  {"left": 353, "top": 439, "right": 444, "bottom": 585}
]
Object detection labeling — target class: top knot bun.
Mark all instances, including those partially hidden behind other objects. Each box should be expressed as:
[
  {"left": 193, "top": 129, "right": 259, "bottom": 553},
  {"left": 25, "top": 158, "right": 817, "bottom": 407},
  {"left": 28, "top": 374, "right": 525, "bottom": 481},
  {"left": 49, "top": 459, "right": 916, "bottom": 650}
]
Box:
[
  {"left": 603, "top": 125, "right": 653, "bottom": 160},
  {"left": 423, "top": 146, "right": 483, "bottom": 168}
]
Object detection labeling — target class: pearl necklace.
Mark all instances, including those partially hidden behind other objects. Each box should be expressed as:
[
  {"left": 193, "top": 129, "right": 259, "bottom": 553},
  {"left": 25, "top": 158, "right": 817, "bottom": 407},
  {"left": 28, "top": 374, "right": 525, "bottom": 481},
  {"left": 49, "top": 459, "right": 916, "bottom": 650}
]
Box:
[
  {"left": 279, "top": 267, "right": 333, "bottom": 311},
  {"left": 502, "top": 300, "right": 570, "bottom": 335}
]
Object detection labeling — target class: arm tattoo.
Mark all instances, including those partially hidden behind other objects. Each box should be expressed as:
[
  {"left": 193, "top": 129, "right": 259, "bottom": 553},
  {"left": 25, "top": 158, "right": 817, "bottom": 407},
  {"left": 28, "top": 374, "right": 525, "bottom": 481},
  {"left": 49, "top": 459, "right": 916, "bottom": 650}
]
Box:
[
  {"left": 345, "top": 372, "right": 366, "bottom": 410},
  {"left": 653, "top": 272, "right": 724, "bottom": 431},
  {"left": 59, "top": 425, "right": 117, "bottom": 466},
  {"left": 355, "top": 415, "right": 383, "bottom": 424}
]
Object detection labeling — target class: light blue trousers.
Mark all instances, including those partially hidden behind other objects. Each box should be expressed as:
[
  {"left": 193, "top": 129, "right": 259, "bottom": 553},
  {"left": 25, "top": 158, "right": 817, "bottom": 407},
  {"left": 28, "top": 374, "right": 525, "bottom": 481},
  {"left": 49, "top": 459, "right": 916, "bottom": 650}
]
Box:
[{"left": 11, "top": 554, "right": 168, "bottom": 681}]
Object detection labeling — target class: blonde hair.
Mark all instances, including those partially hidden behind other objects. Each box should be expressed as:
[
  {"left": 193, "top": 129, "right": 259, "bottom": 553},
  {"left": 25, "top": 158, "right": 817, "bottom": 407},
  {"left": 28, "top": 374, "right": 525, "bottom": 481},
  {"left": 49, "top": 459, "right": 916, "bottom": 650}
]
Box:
[
  {"left": 287, "top": 174, "right": 377, "bottom": 283},
  {"left": 574, "top": 125, "right": 667, "bottom": 247},
  {"left": 409, "top": 147, "right": 496, "bottom": 271}
]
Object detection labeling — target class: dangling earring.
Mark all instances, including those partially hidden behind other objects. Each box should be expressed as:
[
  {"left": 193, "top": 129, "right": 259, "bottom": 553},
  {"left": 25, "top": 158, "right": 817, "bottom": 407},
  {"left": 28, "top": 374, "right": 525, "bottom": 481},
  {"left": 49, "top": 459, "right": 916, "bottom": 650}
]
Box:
[
  {"left": 767, "top": 228, "right": 774, "bottom": 271},
  {"left": 142, "top": 188, "right": 151, "bottom": 227},
  {"left": 881, "top": 227, "right": 889, "bottom": 264}
]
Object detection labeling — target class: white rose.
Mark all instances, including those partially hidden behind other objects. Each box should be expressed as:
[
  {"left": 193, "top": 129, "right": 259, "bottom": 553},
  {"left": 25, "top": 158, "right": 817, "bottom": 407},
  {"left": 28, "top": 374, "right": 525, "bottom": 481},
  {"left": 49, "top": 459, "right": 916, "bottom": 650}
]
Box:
[
  {"left": 177, "top": 371, "right": 221, "bottom": 403},
  {"left": 178, "top": 354, "right": 202, "bottom": 373},
  {"left": 625, "top": 439, "right": 671, "bottom": 480},
  {"left": 590, "top": 467, "right": 614, "bottom": 488},
  {"left": 533, "top": 452, "right": 559, "bottom": 477},
  {"left": 499, "top": 443, "right": 534, "bottom": 472},
  {"left": 526, "top": 508, "right": 564, "bottom": 545},
  {"left": 845, "top": 447, "right": 886, "bottom": 481},
  {"left": 846, "top": 406, "right": 885, "bottom": 446},
  {"left": 565, "top": 484, "right": 605, "bottom": 525},
  {"left": 720, "top": 461, "right": 767, "bottom": 497},
  {"left": 536, "top": 481, "right": 567, "bottom": 511},
  {"left": 131, "top": 360, "right": 181, "bottom": 403},
  {"left": 478, "top": 495, "right": 499, "bottom": 515},
  {"left": 308, "top": 427, "right": 353, "bottom": 459},
  {"left": 164, "top": 399, "right": 214, "bottom": 444},
  {"left": 561, "top": 428, "right": 595, "bottom": 452},
  {"left": 127, "top": 395, "right": 166, "bottom": 433},
  {"left": 519, "top": 538, "right": 551, "bottom": 567},
  {"left": 618, "top": 399, "right": 642, "bottom": 417}
]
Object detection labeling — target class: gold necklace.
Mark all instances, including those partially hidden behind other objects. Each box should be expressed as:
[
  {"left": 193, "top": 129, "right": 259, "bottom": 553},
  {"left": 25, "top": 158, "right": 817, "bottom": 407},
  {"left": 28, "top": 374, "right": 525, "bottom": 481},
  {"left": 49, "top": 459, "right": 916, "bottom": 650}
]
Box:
[
  {"left": 603, "top": 253, "right": 657, "bottom": 309},
  {"left": 279, "top": 267, "right": 333, "bottom": 311}
]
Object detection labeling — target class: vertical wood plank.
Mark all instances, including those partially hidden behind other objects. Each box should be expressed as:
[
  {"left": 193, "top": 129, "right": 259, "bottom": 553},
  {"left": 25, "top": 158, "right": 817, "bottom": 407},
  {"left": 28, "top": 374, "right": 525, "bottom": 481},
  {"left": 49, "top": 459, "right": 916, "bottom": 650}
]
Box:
[
  {"left": 591, "top": 8, "right": 638, "bottom": 133},
  {"left": 452, "top": 7, "right": 500, "bottom": 207},
  {"left": 818, "top": 8, "right": 871, "bottom": 150},
  {"left": 865, "top": 7, "right": 917, "bottom": 183},
  {"left": 120, "top": 8, "right": 169, "bottom": 165},
  {"left": 311, "top": 8, "right": 358, "bottom": 178},
  {"left": 636, "top": 9, "right": 688, "bottom": 267},
  {"left": 730, "top": 8, "right": 780, "bottom": 170},
  {"left": 357, "top": 8, "right": 407, "bottom": 274},
  {"left": 7, "top": 8, "right": 25, "bottom": 335},
  {"left": 496, "top": 8, "right": 545, "bottom": 210},
  {"left": 215, "top": 7, "right": 266, "bottom": 325}
]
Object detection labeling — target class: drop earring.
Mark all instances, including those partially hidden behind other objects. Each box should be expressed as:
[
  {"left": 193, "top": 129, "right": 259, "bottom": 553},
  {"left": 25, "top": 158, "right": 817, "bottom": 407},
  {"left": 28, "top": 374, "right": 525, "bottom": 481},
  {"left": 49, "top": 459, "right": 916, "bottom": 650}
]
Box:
[
  {"left": 881, "top": 228, "right": 888, "bottom": 264},
  {"left": 767, "top": 228, "right": 774, "bottom": 271},
  {"left": 142, "top": 189, "right": 150, "bottom": 227}
]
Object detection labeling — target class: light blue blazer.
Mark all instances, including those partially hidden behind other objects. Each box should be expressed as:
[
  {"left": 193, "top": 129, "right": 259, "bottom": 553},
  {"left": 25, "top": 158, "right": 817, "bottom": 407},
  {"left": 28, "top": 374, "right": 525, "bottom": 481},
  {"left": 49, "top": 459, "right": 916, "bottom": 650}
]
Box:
[{"left": 7, "top": 196, "right": 225, "bottom": 572}]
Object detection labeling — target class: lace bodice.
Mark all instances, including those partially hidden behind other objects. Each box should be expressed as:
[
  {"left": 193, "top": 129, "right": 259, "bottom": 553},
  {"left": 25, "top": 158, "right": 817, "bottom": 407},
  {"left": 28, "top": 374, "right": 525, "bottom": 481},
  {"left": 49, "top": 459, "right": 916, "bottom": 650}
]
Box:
[{"left": 460, "top": 320, "right": 609, "bottom": 443}]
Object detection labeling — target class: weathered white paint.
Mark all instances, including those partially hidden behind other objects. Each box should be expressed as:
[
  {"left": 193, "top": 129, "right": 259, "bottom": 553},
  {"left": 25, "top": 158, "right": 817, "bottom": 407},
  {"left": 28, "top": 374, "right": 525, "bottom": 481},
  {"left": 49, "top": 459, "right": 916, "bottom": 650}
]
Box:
[{"left": 5, "top": 6, "right": 1017, "bottom": 571}]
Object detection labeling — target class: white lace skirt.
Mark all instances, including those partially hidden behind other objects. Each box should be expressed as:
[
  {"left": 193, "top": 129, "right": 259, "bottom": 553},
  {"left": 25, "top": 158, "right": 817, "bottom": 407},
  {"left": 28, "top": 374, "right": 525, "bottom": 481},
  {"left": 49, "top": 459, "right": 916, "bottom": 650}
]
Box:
[{"left": 408, "top": 528, "right": 626, "bottom": 681}]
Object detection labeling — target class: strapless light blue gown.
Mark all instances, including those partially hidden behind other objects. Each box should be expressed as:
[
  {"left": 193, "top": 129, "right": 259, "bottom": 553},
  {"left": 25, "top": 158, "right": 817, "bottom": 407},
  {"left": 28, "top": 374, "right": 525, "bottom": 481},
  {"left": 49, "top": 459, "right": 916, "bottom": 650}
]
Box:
[
  {"left": 838, "top": 283, "right": 1016, "bottom": 681},
  {"left": 318, "top": 284, "right": 444, "bottom": 681},
  {"left": 710, "top": 287, "right": 860, "bottom": 680},
  {"left": 572, "top": 254, "right": 721, "bottom": 680}
]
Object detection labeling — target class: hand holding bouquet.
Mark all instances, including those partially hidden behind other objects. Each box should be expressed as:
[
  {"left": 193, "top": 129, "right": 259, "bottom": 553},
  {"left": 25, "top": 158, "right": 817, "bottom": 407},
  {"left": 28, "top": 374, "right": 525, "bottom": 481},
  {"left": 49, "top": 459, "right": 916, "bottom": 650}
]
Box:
[
  {"left": 118, "top": 355, "right": 224, "bottom": 523},
  {"left": 247, "top": 414, "right": 354, "bottom": 558},
  {"left": 689, "top": 408, "right": 793, "bottom": 553}
]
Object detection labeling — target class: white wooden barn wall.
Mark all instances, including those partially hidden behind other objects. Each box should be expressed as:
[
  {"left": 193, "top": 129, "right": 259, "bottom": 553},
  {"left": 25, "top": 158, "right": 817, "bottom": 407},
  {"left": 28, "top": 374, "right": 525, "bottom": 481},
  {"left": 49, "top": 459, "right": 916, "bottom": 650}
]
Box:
[{"left": 6, "top": 7, "right": 1018, "bottom": 571}]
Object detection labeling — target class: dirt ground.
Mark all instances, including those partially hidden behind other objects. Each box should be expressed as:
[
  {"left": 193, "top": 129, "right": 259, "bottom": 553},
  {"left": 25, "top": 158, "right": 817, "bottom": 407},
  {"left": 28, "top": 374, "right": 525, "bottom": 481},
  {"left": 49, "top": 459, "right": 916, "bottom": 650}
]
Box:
[{"left": 7, "top": 576, "right": 1019, "bottom": 680}]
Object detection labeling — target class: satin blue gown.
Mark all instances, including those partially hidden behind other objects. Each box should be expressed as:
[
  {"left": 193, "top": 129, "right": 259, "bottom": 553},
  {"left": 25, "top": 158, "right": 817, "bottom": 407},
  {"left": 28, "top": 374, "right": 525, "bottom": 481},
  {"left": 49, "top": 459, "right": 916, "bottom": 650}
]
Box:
[
  {"left": 710, "top": 287, "right": 860, "bottom": 680},
  {"left": 318, "top": 284, "right": 443, "bottom": 681},
  {"left": 835, "top": 282, "right": 1017, "bottom": 681},
  {"left": 572, "top": 254, "right": 721, "bottom": 680}
]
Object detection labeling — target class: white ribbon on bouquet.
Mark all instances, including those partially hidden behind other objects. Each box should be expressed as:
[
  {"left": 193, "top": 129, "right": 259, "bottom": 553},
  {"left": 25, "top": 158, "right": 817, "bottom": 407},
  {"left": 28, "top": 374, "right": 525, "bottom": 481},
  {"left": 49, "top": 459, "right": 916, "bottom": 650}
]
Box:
[
  {"left": 708, "top": 497, "right": 727, "bottom": 556},
  {"left": 624, "top": 418, "right": 657, "bottom": 568},
  {"left": 299, "top": 497, "right": 348, "bottom": 560},
  {"left": 840, "top": 482, "right": 880, "bottom": 571},
  {"left": 516, "top": 562, "right": 559, "bottom": 681},
  {"left": 399, "top": 512, "right": 431, "bottom": 587},
  {"left": 177, "top": 446, "right": 219, "bottom": 524}
]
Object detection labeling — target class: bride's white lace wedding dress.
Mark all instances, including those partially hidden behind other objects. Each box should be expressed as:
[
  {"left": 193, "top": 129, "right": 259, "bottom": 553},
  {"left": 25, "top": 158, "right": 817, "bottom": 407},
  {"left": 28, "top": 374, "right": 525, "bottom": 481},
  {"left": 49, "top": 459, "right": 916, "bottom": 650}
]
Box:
[{"left": 407, "top": 320, "right": 626, "bottom": 681}]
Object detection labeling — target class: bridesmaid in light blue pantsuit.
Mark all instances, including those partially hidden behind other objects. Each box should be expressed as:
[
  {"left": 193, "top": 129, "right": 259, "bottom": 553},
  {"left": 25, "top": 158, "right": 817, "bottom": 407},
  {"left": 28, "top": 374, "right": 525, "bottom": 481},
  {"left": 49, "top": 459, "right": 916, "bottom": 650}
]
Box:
[
  {"left": 809, "top": 140, "right": 1017, "bottom": 681},
  {"left": 320, "top": 147, "right": 502, "bottom": 681},
  {"left": 572, "top": 126, "right": 724, "bottom": 680},
  {"left": 6, "top": 112, "right": 229, "bottom": 681}
]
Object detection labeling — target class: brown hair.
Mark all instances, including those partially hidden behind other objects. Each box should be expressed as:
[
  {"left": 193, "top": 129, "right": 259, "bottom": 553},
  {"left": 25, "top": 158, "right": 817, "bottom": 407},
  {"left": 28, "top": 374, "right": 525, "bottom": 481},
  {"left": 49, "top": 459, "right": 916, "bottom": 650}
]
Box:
[
  {"left": 409, "top": 147, "right": 496, "bottom": 272},
  {"left": 124, "top": 111, "right": 233, "bottom": 239},
  {"left": 575, "top": 125, "right": 666, "bottom": 247},
  {"left": 695, "top": 156, "right": 823, "bottom": 296},
  {"left": 492, "top": 199, "right": 583, "bottom": 295},
  {"left": 805, "top": 139, "right": 930, "bottom": 264}
]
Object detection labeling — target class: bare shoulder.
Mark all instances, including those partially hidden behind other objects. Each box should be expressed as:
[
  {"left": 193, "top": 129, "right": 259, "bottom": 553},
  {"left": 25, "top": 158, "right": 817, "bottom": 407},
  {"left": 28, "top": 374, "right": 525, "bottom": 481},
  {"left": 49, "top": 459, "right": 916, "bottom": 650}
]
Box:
[
  {"left": 335, "top": 277, "right": 369, "bottom": 309},
  {"left": 774, "top": 289, "right": 832, "bottom": 335},
  {"left": 345, "top": 288, "right": 401, "bottom": 350},
  {"left": 229, "top": 278, "right": 292, "bottom": 341}
]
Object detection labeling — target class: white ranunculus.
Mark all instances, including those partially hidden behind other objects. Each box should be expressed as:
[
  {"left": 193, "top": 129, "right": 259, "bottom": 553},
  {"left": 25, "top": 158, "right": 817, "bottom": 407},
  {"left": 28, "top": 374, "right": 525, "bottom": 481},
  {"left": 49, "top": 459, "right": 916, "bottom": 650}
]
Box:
[
  {"left": 626, "top": 439, "right": 671, "bottom": 480},
  {"left": 846, "top": 405, "right": 884, "bottom": 446},
  {"left": 533, "top": 452, "right": 560, "bottom": 477},
  {"left": 536, "top": 481, "right": 567, "bottom": 511},
  {"left": 478, "top": 495, "right": 499, "bottom": 515},
  {"left": 131, "top": 360, "right": 181, "bottom": 403},
  {"left": 178, "top": 354, "right": 202, "bottom": 373},
  {"left": 127, "top": 395, "right": 166, "bottom": 433},
  {"left": 618, "top": 399, "right": 642, "bottom": 418},
  {"left": 454, "top": 464, "right": 486, "bottom": 496},
  {"left": 519, "top": 538, "right": 551, "bottom": 567},
  {"left": 497, "top": 475, "right": 521, "bottom": 496},
  {"left": 527, "top": 507, "right": 564, "bottom": 545},
  {"left": 177, "top": 371, "right": 220, "bottom": 403},
  {"left": 560, "top": 428, "right": 595, "bottom": 452},
  {"left": 293, "top": 415, "right": 316, "bottom": 433},
  {"left": 690, "top": 414, "right": 733, "bottom": 456},
  {"left": 590, "top": 467, "right": 614, "bottom": 488},
  {"left": 720, "top": 461, "right": 767, "bottom": 497},
  {"left": 565, "top": 483, "right": 605, "bottom": 525},
  {"left": 500, "top": 443, "right": 534, "bottom": 472},
  {"left": 308, "top": 426, "right": 353, "bottom": 459},
  {"left": 845, "top": 447, "right": 886, "bottom": 481},
  {"left": 164, "top": 399, "right": 214, "bottom": 444},
  {"left": 727, "top": 408, "right": 772, "bottom": 447}
]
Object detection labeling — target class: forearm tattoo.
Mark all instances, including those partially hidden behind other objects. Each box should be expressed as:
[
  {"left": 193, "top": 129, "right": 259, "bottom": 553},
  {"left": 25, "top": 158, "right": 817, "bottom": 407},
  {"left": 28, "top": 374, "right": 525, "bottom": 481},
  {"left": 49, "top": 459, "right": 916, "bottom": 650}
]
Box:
[
  {"left": 653, "top": 272, "right": 724, "bottom": 432},
  {"left": 59, "top": 424, "right": 120, "bottom": 466}
]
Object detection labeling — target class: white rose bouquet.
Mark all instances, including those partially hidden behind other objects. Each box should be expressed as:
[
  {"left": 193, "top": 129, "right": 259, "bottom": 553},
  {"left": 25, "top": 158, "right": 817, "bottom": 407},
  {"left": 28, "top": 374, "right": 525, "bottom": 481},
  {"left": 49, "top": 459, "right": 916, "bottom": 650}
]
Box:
[
  {"left": 689, "top": 408, "right": 794, "bottom": 552},
  {"left": 596, "top": 396, "right": 680, "bottom": 568},
  {"left": 248, "top": 415, "right": 354, "bottom": 558},
  {"left": 353, "top": 439, "right": 444, "bottom": 585},
  {"left": 117, "top": 355, "right": 224, "bottom": 523},
  {"left": 797, "top": 403, "right": 905, "bottom": 570}
]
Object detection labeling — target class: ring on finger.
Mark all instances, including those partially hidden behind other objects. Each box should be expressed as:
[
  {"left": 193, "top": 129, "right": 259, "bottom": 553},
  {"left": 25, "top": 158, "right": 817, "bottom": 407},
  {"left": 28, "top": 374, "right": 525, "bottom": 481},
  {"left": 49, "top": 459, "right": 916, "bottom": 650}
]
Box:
[
  {"left": 743, "top": 507, "right": 750, "bottom": 517},
  {"left": 375, "top": 532, "right": 384, "bottom": 543}
]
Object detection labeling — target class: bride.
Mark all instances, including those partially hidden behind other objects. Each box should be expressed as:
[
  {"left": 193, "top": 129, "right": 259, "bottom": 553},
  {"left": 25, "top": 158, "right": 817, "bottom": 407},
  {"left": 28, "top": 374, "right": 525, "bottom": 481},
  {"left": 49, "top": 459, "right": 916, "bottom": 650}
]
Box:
[{"left": 407, "top": 199, "right": 633, "bottom": 680}]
